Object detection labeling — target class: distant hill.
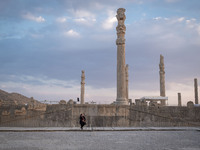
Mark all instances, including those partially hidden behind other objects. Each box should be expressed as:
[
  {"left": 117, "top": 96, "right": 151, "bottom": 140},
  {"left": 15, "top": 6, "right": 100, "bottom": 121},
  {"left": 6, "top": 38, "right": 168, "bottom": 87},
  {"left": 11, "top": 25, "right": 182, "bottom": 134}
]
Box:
[{"left": 0, "top": 89, "right": 41, "bottom": 105}]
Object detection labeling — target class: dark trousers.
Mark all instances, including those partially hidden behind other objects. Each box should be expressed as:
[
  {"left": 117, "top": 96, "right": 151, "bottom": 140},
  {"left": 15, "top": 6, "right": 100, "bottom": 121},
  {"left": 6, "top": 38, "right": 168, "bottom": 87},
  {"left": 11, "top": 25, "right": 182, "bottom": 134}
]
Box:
[{"left": 80, "top": 121, "right": 86, "bottom": 129}]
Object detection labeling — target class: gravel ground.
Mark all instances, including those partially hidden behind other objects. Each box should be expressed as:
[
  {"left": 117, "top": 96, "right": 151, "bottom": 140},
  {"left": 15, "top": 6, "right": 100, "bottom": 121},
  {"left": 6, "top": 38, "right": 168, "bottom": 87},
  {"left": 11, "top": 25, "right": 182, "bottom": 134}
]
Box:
[{"left": 0, "top": 131, "right": 200, "bottom": 150}]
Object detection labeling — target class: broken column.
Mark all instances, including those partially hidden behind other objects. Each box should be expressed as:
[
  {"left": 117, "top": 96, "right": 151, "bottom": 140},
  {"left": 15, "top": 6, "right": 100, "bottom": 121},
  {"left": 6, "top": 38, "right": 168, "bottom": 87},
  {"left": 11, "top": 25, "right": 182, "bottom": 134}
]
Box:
[
  {"left": 125, "top": 64, "right": 129, "bottom": 101},
  {"left": 81, "top": 70, "right": 85, "bottom": 104},
  {"left": 194, "top": 78, "right": 198, "bottom": 104},
  {"left": 116, "top": 8, "right": 128, "bottom": 105},
  {"left": 159, "top": 55, "right": 166, "bottom": 106},
  {"left": 178, "top": 93, "right": 182, "bottom": 106}
]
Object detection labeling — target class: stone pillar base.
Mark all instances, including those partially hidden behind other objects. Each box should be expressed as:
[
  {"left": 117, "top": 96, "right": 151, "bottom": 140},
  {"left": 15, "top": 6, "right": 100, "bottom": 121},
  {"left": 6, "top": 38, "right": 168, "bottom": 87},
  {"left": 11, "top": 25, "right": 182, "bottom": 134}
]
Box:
[
  {"left": 116, "top": 98, "right": 128, "bottom": 105},
  {"left": 161, "top": 100, "right": 166, "bottom": 106}
]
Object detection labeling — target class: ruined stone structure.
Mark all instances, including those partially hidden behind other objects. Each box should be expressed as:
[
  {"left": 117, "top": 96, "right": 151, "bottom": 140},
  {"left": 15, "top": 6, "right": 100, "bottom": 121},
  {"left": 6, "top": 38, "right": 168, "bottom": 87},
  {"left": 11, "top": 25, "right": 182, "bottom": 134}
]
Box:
[
  {"left": 178, "top": 93, "right": 182, "bottom": 106},
  {"left": 116, "top": 8, "right": 128, "bottom": 105},
  {"left": 1, "top": 104, "right": 200, "bottom": 127},
  {"left": 136, "top": 96, "right": 168, "bottom": 107},
  {"left": 125, "top": 64, "right": 129, "bottom": 101},
  {"left": 159, "top": 55, "right": 166, "bottom": 106},
  {"left": 194, "top": 78, "right": 198, "bottom": 104},
  {"left": 59, "top": 100, "right": 67, "bottom": 105},
  {"left": 81, "top": 70, "right": 85, "bottom": 104},
  {"left": 0, "top": 8, "right": 200, "bottom": 128}
]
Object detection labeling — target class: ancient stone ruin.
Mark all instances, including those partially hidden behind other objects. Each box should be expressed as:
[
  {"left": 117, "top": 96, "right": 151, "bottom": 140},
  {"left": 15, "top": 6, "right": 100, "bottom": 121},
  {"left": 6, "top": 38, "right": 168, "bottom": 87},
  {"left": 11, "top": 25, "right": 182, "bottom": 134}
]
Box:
[
  {"left": 0, "top": 8, "right": 199, "bottom": 128},
  {"left": 116, "top": 8, "right": 128, "bottom": 105},
  {"left": 159, "top": 55, "right": 166, "bottom": 106},
  {"left": 81, "top": 70, "right": 85, "bottom": 104},
  {"left": 125, "top": 64, "right": 129, "bottom": 102},
  {"left": 178, "top": 93, "right": 182, "bottom": 106},
  {"left": 194, "top": 78, "right": 198, "bottom": 104}
]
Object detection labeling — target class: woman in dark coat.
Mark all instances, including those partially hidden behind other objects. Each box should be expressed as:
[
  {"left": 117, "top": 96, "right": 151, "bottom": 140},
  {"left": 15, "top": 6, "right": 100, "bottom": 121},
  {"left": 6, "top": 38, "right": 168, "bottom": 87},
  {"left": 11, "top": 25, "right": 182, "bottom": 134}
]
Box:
[{"left": 79, "top": 114, "right": 86, "bottom": 130}]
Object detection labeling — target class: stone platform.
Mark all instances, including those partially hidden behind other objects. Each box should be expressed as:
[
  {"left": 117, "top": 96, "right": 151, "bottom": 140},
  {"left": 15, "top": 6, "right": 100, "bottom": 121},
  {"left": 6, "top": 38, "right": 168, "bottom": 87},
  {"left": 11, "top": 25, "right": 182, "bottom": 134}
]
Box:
[{"left": 0, "top": 127, "right": 199, "bottom": 132}]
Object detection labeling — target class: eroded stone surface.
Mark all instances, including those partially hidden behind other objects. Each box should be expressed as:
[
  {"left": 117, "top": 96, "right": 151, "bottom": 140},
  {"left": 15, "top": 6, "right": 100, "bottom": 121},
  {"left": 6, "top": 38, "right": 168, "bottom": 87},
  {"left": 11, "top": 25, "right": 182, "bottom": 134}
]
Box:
[
  {"left": 194, "top": 78, "right": 198, "bottom": 104},
  {"left": 81, "top": 70, "right": 85, "bottom": 104},
  {"left": 116, "top": 8, "right": 128, "bottom": 105},
  {"left": 159, "top": 55, "right": 166, "bottom": 106},
  {"left": 178, "top": 93, "right": 182, "bottom": 106}
]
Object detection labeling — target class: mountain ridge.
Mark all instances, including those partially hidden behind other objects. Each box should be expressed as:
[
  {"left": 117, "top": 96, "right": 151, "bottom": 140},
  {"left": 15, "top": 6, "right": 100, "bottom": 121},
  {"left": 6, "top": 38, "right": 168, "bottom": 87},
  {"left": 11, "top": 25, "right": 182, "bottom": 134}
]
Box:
[{"left": 0, "top": 89, "right": 41, "bottom": 105}]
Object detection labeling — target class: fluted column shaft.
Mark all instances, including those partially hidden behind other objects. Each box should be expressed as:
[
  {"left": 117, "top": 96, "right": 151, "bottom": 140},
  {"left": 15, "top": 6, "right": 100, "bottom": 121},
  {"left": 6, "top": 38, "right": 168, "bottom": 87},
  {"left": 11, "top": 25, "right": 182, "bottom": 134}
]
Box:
[
  {"left": 116, "top": 8, "right": 128, "bottom": 105},
  {"left": 159, "top": 55, "right": 166, "bottom": 106},
  {"left": 81, "top": 70, "right": 85, "bottom": 104},
  {"left": 125, "top": 64, "right": 129, "bottom": 101},
  {"left": 194, "top": 78, "right": 198, "bottom": 104}
]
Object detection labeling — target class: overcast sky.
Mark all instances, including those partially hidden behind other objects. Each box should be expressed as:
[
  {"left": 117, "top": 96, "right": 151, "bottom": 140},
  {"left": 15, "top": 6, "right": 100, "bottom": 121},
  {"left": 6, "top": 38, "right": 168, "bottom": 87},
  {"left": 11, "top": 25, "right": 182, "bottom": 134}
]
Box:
[{"left": 0, "top": 0, "right": 200, "bottom": 105}]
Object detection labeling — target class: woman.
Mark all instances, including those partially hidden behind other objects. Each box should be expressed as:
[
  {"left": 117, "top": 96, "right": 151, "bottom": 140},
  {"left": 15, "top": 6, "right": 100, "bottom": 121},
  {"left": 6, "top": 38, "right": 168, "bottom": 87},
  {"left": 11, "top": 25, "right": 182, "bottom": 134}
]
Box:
[{"left": 79, "top": 113, "right": 86, "bottom": 130}]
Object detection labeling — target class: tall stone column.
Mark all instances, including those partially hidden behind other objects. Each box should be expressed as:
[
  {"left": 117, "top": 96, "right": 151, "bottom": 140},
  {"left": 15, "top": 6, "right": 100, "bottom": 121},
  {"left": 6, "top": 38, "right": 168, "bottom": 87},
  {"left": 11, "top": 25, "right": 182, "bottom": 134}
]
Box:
[
  {"left": 116, "top": 8, "right": 128, "bottom": 105},
  {"left": 125, "top": 64, "right": 129, "bottom": 101},
  {"left": 194, "top": 78, "right": 198, "bottom": 104},
  {"left": 159, "top": 55, "right": 166, "bottom": 106},
  {"left": 81, "top": 70, "right": 85, "bottom": 104},
  {"left": 178, "top": 93, "right": 182, "bottom": 106}
]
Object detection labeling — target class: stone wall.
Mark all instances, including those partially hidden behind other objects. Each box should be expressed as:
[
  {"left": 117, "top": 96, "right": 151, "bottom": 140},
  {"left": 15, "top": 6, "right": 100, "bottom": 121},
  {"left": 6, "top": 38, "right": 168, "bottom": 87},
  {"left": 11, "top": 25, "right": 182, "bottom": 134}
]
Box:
[{"left": 0, "top": 104, "right": 200, "bottom": 127}]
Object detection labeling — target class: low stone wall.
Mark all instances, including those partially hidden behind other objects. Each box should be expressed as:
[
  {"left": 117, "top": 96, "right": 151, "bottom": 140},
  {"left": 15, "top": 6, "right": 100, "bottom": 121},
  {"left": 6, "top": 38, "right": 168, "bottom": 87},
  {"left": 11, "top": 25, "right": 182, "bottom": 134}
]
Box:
[
  {"left": 0, "top": 104, "right": 200, "bottom": 127},
  {"left": 129, "top": 106, "right": 200, "bottom": 127}
]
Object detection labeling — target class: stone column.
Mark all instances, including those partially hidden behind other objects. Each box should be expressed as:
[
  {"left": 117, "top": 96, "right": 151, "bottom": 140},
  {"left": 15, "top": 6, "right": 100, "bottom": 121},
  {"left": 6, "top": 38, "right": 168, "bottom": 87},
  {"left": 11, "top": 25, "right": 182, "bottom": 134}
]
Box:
[
  {"left": 125, "top": 64, "right": 129, "bottom": 101},
  {"left": 178, "top": 93, "right": 182, "bottom": 106},
  {"left": 159, "top": 55, "right": 166, "bottom": 106},
  {"left": 116, "top": 8, "right": 128, "bottom": 105},
  {"left": 194, "top": 78, "right": 198, "bottom": 104},
  {"left": 81, "top": 70, "right": 85, "bottom": 104}
]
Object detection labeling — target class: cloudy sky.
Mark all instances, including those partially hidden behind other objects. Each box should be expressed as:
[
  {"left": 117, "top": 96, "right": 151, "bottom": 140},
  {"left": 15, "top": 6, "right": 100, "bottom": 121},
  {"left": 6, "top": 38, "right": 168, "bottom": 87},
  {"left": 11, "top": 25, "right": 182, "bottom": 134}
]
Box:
[{"left": 0, "top": 0, "right": 200, "bottom": 105}]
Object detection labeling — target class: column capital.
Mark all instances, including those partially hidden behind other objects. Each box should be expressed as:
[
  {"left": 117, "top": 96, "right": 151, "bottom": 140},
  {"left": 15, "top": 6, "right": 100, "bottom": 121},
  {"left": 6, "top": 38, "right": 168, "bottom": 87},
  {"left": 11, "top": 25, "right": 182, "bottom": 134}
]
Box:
[
  {"left": 116, "top": 8, "right": 126, "bottom": 22},
  {"left": 116, "top": 38, "right": 125, "bottom": 45}
]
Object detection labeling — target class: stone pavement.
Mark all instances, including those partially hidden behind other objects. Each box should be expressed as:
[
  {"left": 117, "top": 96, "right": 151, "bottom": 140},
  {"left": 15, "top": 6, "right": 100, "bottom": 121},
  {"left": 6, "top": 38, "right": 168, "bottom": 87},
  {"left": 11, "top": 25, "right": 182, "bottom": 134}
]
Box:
[
  {"left": 0, "top": 127, "right": 199, "bottom": 132},
  {"left": 0, "top": 128, "right": 200, "bottom": 150}
]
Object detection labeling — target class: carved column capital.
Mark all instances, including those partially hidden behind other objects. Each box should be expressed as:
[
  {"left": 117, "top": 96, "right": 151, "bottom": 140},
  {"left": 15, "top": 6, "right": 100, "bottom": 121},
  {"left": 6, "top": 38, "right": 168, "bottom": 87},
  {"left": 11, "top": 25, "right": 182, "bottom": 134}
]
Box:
[
  {"left": 116, "top": 8, "right": 126, "bottom": 22},
  {"left": 116, "top": 38, "right": 125, "bottom": 45},
  {"left": 116, "top": 8, "right": 126, "bottom": 46}
]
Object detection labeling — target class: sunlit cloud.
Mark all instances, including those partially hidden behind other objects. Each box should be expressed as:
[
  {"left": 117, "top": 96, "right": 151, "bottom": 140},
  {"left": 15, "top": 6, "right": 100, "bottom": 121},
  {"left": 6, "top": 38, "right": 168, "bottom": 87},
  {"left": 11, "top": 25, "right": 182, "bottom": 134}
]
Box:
[
  {"left": 153, "top": 17, "right": 162, "bottom": 20},
  {"left": 177, "top": 17, "right": 185, "bottom": 22},
  {"left": 70, "top": 9, "right": 95, "bottom": 19},
  {"left": 56, "top": 17, "right": 67, "bottom": 23},
  {"left": 22, "top": 12, "right": 45, "bottom": 22},
  {"left": 74, "top": 17, "right": 96, "bottom": 26},
  {"left": 70, "top": 9, "right": 96, "bottom": 26},
  {"left": 102, "top": 10, "right": 117, "bottom": 30},
  {"left": 64, "top": 29, "right": 80, "bottom": 38}
]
